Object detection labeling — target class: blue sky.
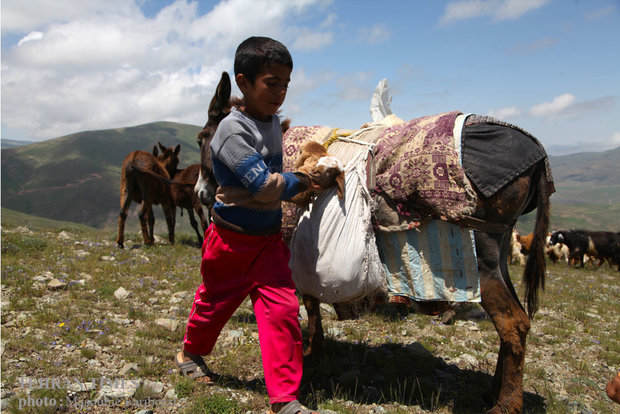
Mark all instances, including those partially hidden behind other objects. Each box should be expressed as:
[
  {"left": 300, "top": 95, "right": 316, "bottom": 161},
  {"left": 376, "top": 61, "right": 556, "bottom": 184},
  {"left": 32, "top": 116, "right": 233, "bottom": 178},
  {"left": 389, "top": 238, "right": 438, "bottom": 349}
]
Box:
[{"left": 1, "top": 0, "right": 618, "bottom": 155}]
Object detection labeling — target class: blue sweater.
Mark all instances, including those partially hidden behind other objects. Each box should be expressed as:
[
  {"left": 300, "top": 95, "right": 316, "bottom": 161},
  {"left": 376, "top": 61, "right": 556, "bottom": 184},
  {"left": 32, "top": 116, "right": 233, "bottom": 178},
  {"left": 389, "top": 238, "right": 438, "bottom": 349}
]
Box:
[{"left": 209, "top": 107, "right": 305, "bottom": 235}]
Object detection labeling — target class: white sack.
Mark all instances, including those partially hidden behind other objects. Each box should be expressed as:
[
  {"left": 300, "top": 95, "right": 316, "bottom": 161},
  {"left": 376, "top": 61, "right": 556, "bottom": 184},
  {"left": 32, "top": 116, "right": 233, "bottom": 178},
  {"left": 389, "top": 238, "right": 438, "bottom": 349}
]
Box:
[
  {"left": 369, "top": 78, "right": 393, "bottom": 122},
  {"left": 289, "top": 151, "right": 384, "bottom": 303}
]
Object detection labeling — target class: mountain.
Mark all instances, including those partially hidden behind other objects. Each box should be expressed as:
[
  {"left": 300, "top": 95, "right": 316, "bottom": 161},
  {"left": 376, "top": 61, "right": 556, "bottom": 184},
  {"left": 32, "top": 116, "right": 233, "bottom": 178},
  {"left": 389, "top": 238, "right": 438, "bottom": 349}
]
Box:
[
  {"left": 1, "top": 121, "right": 203, "bottom": 229},
  {"left": 1, "top": 139, "right": 37, "bottom": 149},
  {"left": 2, "top": 122, "right": 619, "bottom": 233},
  {"left": 515, "top": 146, "right": 620, "bottom": 233}
]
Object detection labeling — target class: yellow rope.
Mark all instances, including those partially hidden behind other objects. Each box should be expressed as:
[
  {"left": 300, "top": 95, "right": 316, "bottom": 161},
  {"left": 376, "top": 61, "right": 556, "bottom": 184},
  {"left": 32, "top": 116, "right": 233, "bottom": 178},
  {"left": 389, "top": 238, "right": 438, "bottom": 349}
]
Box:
[{"left": 323, "top": 128, "right": 353, "bottom": 150}]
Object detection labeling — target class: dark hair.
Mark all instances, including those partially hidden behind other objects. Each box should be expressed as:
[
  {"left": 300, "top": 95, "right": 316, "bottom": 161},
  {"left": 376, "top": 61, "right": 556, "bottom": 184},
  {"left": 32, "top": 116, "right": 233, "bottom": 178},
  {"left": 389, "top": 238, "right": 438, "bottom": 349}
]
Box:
[{"left": 234, "top": 36, "right": 293, "bottom": 83}]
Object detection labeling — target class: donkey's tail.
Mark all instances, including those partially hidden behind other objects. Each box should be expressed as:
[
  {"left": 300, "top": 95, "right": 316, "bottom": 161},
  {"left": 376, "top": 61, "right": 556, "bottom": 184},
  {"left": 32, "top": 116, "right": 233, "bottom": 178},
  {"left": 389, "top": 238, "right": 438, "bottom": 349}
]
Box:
[{"left": 523, "top": 164, "right": 552, "bottom": 318}]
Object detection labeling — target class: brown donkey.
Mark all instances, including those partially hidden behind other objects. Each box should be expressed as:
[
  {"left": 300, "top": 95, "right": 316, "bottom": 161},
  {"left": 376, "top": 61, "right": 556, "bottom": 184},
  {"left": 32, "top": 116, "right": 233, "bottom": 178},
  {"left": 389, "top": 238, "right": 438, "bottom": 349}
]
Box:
[
  {"left": 195, "top": 72, "right": 553, "bottom": 414},
  {"left": 171, "top": 164, "right": 209, "bottom": 246},
  {"left": 116, "top": 142, "right": 180, "bottom": 248}
]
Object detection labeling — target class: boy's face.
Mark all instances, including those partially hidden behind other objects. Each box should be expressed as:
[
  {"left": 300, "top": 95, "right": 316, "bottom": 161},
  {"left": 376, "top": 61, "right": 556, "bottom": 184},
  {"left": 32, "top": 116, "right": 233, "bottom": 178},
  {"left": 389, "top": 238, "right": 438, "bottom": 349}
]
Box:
[{"left": 236, "top": 63, "right": 291, "bottom": 121}]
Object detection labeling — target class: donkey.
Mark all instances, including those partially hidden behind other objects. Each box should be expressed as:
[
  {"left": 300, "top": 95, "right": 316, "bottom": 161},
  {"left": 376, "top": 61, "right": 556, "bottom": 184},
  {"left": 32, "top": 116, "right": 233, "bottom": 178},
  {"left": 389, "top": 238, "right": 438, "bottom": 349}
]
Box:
[
  {"left": 195, "top": 72, "right": 552, "bottom": 414},
  {"left": 170, "top": 164, "right": 209, "bottom": 245},
  {"left": 116, "top": 142, "right": 180, "bottom": 248}
]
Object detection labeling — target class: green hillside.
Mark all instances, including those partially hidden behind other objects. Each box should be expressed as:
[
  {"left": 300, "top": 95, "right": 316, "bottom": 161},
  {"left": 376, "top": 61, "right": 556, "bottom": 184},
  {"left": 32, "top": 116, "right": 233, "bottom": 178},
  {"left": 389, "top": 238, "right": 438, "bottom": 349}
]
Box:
[
  {"left": 514, "top": 146, "right": 620, "bottom": 234},
  {"left": 2, "top": 121, "right": 619, "bottom": 234},
  {"left": 1, "top": 122, "right": 203, "bottom": 229}
]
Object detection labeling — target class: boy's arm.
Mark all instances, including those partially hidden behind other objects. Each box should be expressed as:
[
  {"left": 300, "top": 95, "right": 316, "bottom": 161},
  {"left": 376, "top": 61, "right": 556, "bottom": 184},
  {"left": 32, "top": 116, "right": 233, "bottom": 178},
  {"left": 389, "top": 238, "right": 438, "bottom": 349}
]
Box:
[{"left": 215, "top": 134, "right": 308, "bottom": 202}]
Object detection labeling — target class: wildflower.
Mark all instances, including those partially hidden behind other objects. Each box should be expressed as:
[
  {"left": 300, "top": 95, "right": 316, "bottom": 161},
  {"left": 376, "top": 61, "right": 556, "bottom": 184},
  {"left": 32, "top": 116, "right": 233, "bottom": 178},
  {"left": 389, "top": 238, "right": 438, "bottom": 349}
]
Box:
[{"left": 59, "top": 323, "right": 65, "bottom": 327}]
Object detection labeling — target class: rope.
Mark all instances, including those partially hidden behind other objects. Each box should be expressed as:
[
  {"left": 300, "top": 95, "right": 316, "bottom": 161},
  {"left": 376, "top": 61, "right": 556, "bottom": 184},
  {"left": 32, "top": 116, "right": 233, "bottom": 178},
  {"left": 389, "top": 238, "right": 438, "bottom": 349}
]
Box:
[
  {"left": 322, "top": 128, "right": 353, "bottom": 150},
  {"left": 335, "top": 136, "right": 377, "bottom": 148}
]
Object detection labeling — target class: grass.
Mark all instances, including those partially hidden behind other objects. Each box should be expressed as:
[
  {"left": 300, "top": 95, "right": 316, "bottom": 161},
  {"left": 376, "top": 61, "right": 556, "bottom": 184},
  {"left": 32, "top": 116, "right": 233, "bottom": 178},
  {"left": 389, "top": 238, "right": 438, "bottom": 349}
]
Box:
[{"left": 1, "top": 213, "right": 619, "bottom": 413}]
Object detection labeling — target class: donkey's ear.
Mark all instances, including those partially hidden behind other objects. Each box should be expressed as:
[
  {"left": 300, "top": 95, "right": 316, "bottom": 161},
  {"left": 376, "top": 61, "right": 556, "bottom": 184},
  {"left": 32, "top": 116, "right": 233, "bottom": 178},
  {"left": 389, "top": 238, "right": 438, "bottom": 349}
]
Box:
[
  {"left": 208, "top": 72, "right": 231, "bottom": 119},
  {"left": 152, "top": 145, "right": 159, "bottom": 156},
  {"left": 335, "top": 171, "right": 345, "bottom": 200},
  {"left": 174, "top": 144, "right": 181, "bottom": 155}
]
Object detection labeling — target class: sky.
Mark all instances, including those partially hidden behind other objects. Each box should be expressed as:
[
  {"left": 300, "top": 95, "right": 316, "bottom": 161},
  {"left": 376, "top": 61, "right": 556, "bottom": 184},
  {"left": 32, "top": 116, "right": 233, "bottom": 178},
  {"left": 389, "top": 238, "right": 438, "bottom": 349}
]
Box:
[{"left": 1, "top": 0, "right": 619, "bottom": 155}]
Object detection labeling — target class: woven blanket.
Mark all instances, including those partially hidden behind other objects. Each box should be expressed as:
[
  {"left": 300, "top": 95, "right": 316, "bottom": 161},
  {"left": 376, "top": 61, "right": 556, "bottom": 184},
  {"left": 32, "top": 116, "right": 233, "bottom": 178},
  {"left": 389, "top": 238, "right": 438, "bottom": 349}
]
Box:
[
  {"left": 373, "top": 111, "right": 477, "bottom": 223},
  {"left": 281, "top": 126, "right": 332, "bottom": 243},
  {"left": 375, "top": 220, "right": 480, "bottom": 302}
]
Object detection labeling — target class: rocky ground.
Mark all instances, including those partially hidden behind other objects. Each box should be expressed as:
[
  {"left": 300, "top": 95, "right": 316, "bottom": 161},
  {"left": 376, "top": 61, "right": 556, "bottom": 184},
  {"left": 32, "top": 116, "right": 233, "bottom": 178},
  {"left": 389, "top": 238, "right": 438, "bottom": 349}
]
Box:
[{"left": 1, "top": 225, "right": 619, "bottom": 413}]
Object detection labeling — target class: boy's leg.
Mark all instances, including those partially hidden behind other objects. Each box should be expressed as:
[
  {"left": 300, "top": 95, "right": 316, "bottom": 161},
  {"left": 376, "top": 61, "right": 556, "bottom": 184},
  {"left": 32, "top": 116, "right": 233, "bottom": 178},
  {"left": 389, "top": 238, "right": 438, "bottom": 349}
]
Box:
[
  {"left": 250, "top": 234, "right": 303, "bottom": 405},
  {"left": 252, "top": 282, "right": 303, "bottom": 405},
  {"left": 182, "top": 282, "right": 248, "bottom": 356},
  {"left": 181, "top": 225, "right": 256, "bottom": 358}
]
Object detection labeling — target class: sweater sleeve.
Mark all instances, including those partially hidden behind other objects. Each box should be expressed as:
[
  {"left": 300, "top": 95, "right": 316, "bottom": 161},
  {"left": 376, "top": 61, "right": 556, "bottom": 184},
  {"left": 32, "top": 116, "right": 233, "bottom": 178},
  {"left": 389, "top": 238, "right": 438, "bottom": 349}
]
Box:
[{"left": 215, "top": 134, "right": 303, "bottom": 202}]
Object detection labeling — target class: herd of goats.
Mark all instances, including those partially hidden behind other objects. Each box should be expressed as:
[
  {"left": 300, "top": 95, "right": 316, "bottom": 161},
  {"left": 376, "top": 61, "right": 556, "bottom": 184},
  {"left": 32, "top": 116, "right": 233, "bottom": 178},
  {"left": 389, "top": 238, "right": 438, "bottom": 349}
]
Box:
[{"left": 511, "top": 228, "right": 620, "bottom": 271}]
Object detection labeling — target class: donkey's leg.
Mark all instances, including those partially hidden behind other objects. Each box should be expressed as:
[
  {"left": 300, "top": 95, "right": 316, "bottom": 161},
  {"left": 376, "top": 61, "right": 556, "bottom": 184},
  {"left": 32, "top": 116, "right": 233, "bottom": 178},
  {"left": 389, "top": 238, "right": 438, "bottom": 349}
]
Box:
[
  {"left": 162, "top": 203, "right": 176, "bottom": 245},
  {"left": 193, "top": 197, "right": 210, "bottom": 231},
  {"left": 302, "top": 294, "right": 325, "bottom": 357},
  {"left": 146, "top": 206, "right": 155, "bottom": 244},
  {"left": 138, "top": 202, "right": 153, "bottom": 245},
  {"left": 186, "top": 208, "right": 203, "bottom": 245},
  {"left": 116, "top": 192, "right": 131, "bottom": 248},
  {"left": 476, "top": 231, "right": 529, "bottom": 414}
]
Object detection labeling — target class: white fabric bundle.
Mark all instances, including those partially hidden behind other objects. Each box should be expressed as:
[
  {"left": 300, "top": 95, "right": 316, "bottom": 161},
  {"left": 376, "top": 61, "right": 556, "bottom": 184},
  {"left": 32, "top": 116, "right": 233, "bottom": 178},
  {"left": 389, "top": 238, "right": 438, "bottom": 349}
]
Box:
[{"left": 289, "top": 150, "right": 384, "bottom": 303}]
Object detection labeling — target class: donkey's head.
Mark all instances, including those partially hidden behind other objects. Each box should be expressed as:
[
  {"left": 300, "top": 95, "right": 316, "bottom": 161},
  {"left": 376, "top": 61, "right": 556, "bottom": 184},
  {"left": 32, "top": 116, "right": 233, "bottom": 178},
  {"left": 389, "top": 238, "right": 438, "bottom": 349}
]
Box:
[
  {"left": 197, "top": 72, "right": 233, "bottom": 151},
  {"left": 195, "top": 72, "right": 238, "bottom": 206},
  {"left": 153, "top": 142, "right": 181, "bottom": 178}
]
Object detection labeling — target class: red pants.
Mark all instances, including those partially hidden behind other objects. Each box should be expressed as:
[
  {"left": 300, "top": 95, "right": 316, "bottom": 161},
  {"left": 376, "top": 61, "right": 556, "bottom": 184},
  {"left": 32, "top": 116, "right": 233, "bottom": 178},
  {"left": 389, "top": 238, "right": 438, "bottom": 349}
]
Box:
[{"left": 183, "top": 224, "right": 303, "bottom": 404}]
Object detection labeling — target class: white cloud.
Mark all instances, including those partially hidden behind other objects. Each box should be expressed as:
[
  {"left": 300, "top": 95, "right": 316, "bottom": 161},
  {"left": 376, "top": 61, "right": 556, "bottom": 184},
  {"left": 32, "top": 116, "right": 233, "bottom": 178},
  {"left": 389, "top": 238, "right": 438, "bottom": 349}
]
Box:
[
  {"left": 17, "top": 31, "right": 44, "bottom": 46},
  {"left": 528, "top": 94, "right": 614, "bottom": 119},
  {"left": 505, "top": 37, "right": 559, "bottom": 54},
  {"left": 1, "top": 0, "right": 327, "bottom": 140},
  {"left": 529, "top": 93, "right": 576, "bottom": 118},
  {"left": 439, "top": 0, "right": 549, "bottom": 25},
  {"left": 357, "top": 24, "right": 391, "bottom": 45},
  {"left": 336, "top": 71, "right": 375, "bottom": 101},
  {"left": 1, "top": 0, "right": 137, "bottom": 34},
  {"left": 291, "top": 29, "right": 333, "bottom": 51},
  {"left": 487, "top": 106, "right": 522, "bottom": 119},
  {"left": 584, "top": 6, "right": 615, "bottom": 21}
]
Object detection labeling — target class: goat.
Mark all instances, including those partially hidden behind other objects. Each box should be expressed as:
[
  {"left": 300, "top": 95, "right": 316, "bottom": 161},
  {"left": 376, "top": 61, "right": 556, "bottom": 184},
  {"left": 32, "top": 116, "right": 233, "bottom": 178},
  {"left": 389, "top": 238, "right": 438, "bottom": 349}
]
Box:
[
  {"left": 516, "top": 232, "right": 535, "bottom": 255},
  {"left": 545, "top": 234, "right": 569, "bottom": 264},
  {"left": 286, "top": 140, "right": 345, "bottom": 206},
  {"left": 509, "top": 230, "right": 526, "bottom": 266},
  {"left": 116, "top": 142, "right": 180, "bottom": 248}
]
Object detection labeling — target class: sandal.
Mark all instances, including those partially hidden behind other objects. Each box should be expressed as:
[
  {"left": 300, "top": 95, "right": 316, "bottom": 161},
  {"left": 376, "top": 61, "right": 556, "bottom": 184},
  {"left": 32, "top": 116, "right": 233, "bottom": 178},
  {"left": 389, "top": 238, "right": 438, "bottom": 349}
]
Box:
[
  {"left": 271, "top": 399, "right": 318, "bottom": 414},
  {"left": 174, "top": 351, "right": 214, "bottom": 384}
]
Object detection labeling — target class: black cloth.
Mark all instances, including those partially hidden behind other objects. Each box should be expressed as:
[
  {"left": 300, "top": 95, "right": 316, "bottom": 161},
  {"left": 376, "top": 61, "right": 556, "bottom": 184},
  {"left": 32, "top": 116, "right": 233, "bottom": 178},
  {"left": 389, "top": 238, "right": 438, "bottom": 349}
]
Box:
[{"left": 461, "top": 116, "right": 548, "bottom": 198}]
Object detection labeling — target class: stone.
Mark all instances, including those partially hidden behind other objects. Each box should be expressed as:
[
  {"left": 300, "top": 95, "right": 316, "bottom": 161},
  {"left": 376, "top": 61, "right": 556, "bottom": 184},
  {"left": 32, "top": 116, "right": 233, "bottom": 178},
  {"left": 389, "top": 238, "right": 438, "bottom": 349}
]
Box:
[
  {"left": 119, "top": 362, "right": 138, "bottom": 375},
  {"left": 155, "top": 318, "right": 178, "bottom": 332},
  {"left": 143, "top": 380, "right": 164, "bottom": 394},
  {"left": 47, "top": 279, "right": 67, "bottom": 290},
  {"left": 58, "top": 231, "right": 73, "bottom": 240},
  {"left": 164, "top": 388, "right": 178, "bottom": 400},
  {"left": 96, "top": 379, "right": 141, "bottom": 399},
  {"left": 114, "top": 287, "right": 131, "bottom": 300}
]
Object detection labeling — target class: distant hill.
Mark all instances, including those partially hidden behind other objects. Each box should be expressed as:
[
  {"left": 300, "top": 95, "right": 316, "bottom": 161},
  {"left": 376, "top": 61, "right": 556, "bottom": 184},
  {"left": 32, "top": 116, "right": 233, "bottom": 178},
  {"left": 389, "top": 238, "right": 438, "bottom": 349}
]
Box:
[
  {"left": 515, "top": 146, "right": 620, "bottom": 233},
  {"left": 1, "top": 121, "right": 203, "bottom": 229},
  {"left": 2, "top": 121, "right": 619, "bottom": 233},
  {"left": 1, "top": 138, "right": 36, "bottom": 149}
]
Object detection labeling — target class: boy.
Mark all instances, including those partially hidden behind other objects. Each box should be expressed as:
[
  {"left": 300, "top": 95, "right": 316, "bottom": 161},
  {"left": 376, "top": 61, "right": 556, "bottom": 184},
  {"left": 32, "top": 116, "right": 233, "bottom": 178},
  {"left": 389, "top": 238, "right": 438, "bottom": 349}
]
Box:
[{"left": 175, "top": 37, "right": 318, "bottom": 414}]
